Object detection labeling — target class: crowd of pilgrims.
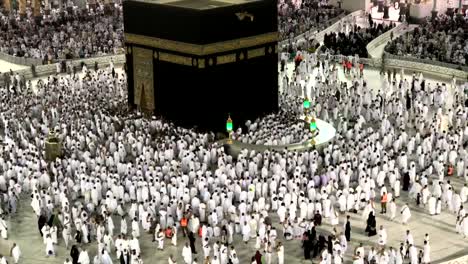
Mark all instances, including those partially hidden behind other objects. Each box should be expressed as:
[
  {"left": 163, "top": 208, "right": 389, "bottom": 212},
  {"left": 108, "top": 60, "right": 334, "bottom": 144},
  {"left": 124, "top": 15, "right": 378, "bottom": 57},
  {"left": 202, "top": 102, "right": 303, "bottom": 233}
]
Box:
[
  {"left": 0, "top": 4, "right": 124, "bottom": 63},
  {"left": 323, "top": 18, "right": 395, "bottom": 58},
  {"left": 278, "top": 0, "right": 342, "bottom": 41},
  {"left": 234, "top": 52, "right": 341, "bottom": 145},
  {"left": 232, "top": 97, "right": 311, "bottom": 145},
  {"left": 0, "top": 29, "right": 468, "bottom": 264},
  {"left": 385, "top": 13, "right": 468, "bottom": 66},
  {"left": 0, "top": 57, "right": 467, "bottom": 264}
]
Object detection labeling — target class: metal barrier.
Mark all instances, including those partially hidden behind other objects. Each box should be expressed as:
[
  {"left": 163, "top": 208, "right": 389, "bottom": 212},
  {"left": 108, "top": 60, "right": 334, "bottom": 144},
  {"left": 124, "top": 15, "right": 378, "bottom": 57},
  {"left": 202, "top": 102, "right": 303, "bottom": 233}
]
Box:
[
  {"left": 0, "top": 54, "right": 125, "bottom": 85},
  {"left": 0, "top": 49, "right": 125, "bottom": 66},
  {"left": 384, "top": 52, "right": 468, "bottom": 72},
  {"left": 312, "top": 10, "right": 365, "bottom": 44},
  {"left": 279, "top": 10, "right": 366, "bottom": 47},
  {"left": 315, "top": 52, "right": 466, "bottom": 81},
  {"left": 371, "top": 23, "right": 468, "bottom": 73},
  {"left": 279, "top": 11, "right": 346, "bottom": 46},
  {"left": 365, "top": 23, "right": 412, "bottom": 56},
  {"left": 0, "top": 52, "right": 43, "bottom": 66}
]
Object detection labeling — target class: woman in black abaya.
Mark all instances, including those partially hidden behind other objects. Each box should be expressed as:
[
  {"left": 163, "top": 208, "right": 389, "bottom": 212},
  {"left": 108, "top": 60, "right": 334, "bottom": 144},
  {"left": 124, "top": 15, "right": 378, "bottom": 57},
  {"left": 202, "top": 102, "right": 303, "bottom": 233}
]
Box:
[
  {"left": 365, "top": 212, "right": 377, "bottom": 236},
  {"left": 302, "top": 231, "right": 311, "bottom": 259},
  {"left": 403, "top": 171, "right": 410, "bottom": 191},
  {"left": 70, "top": 245, "right": 79, "bottom": 264}
]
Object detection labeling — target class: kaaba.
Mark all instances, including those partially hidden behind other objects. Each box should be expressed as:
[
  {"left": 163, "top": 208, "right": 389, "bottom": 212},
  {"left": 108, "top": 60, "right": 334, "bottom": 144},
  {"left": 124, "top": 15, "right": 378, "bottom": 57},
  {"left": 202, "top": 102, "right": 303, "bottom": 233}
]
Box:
[{"left": 123, "top": 0, "right": 279, "bottom": 132}]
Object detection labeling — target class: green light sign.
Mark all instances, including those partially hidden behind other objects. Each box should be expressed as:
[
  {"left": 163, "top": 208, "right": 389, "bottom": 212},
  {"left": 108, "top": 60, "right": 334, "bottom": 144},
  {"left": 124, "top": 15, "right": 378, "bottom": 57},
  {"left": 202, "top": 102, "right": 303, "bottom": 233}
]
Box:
[
  {"left": 310, "top": 120, "right": 317, "bottom": 130},
  {"left": 226, "top": 115, "right": 233, "bottom": 132},
  {"left": 303, "top": 98, "right": 310, "bottom": 109}
]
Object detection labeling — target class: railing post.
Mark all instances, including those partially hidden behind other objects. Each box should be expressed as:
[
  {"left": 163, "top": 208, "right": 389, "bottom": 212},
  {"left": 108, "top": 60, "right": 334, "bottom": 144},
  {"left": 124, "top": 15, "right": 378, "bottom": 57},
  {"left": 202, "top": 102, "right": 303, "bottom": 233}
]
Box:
[{"left": 431, "top": 0, "right": 438, "bottom": 19}]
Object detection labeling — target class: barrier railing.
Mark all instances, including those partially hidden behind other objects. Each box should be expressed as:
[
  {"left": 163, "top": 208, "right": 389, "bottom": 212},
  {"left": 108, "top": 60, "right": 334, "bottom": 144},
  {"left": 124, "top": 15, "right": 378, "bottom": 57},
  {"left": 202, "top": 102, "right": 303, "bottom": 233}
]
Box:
[
  {"left": 0, "top": 51, "right": 43, "bottom": 66},
  {"left": 0, "top": 49, "right": 125, "bottom": 66},
  {"left": 279, "top": 11, "right": 347, "bottom": 46},
  {"left": 279, "top": 10, "right": 366, "bottom": 47},
  {"left": 384, "top": 52, "right": 468, "bottom": 72},
  {"left": 365, "top": 23, "right": 411, "bottom": 56},
  {"left": 0, "top": 54, "right": 125, "bottom": 85},
  {"left": 313, "top": 10, "right": 365, "bottom": 44},
  {"left": 319, "top": 19, "right": 397, "bottom": 59},
  {"left": 372, "top": 22, "right": 468, "bottom": 73},
  {"left": 315, "top": 52, "right": 466, "bottom": 80}
]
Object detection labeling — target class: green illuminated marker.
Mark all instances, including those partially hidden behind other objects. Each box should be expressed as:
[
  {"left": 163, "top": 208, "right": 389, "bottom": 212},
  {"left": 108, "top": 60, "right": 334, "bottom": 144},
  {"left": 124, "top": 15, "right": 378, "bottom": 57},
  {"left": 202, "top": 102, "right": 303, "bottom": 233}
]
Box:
[
  {"left": 303, "top": 98, "right": 310, "bottom": 109},
  {"left": 226, "top": 115, "right": 233, "bottom": 132},
  {"left": 310, "top": 119, "right": 317, "bottom": 131}
]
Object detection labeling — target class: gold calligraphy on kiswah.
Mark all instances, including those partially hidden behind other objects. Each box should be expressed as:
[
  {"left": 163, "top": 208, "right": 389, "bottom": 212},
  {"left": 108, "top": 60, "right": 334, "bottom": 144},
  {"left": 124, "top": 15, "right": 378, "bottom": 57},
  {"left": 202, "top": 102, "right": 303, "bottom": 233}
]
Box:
[
  {"left": 125, "top": 32, "right": 278, "bottom": 56},
  {"left": 217, "top": 54, "right": 236, "bottom": 65},
  {"left": 247, "top": 47, "right": 265, "bottom": 59},
  {"left": 159, "top": 52, "right": 193, "bottom": 66}
]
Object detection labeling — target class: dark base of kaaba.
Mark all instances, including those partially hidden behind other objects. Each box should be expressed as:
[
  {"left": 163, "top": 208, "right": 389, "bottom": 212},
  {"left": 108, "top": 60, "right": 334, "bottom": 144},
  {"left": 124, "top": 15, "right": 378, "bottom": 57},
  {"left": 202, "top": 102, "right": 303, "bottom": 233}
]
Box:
[{"left": 126, "top": 54, "right": 278, "bottom": 132}]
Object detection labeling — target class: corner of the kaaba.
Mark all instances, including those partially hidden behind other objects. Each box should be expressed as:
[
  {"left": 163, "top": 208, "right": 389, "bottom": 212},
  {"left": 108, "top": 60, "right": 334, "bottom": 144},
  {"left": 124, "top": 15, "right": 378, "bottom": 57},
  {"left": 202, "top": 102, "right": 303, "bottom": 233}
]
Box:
[{"left": 122, "top": 0, "right": 279, "bottom": 133}]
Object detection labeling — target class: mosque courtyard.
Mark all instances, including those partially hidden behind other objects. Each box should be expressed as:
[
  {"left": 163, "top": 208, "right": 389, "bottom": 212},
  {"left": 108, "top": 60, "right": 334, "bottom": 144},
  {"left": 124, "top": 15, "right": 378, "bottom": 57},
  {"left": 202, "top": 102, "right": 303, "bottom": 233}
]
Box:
[
  {"left": 1, "top": 62, "right": 467, "bottom": 264},
  {"left": 1, "top": 178, "right": 468, "bottom": 264}
]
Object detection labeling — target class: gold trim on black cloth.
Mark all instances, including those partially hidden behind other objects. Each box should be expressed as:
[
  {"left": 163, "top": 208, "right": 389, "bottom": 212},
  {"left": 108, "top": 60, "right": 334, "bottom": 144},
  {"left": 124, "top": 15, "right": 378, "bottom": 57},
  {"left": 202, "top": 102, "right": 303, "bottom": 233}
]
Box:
[
  {"left": 159, "top": 52, "right": 193, "bottom": 66},
  {"left": 125, "top": 32, "right": 278, "bottom": 56},
  {"left": 217, "top": 53, "right": 236, "bottom": 65},
  {"left": 198, "top": 59, "right": 205, "bottom": 68},
  {"left": 129, "top": 44, "right": 274, "bottom": 67},
  {"left": 247, "top": 47, "right": 265, "bottom": 59},
  {"left": 133, "top": 47, "right": 155, "bottom": 112}
]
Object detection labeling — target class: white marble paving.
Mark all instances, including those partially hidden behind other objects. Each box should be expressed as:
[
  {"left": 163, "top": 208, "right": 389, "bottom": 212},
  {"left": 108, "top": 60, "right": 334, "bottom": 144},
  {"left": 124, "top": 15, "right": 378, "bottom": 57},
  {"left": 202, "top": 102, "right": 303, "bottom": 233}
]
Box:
[{"left": 297, "top": 116, "right": 337, "bottom": 146}]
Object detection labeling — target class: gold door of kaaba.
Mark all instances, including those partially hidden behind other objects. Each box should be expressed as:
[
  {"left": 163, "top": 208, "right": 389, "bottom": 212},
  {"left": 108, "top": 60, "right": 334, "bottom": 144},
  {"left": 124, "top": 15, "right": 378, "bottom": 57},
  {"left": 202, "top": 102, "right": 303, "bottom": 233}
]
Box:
[{"left": 133, "top": 47, "right": 155, "bottom": 113}]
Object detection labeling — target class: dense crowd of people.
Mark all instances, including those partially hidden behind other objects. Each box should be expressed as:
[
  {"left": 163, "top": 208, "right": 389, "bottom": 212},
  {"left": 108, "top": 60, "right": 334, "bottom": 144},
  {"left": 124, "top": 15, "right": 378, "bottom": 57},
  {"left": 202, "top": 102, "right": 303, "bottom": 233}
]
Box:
[
  {"left": 385, "top": 13, "right": 468, "bottom": 66},
  {"left": 0, "top": 4, "right": 124, "bottom": 63},
  {"left": 0, "top": 46, "right": 467, "bottom": 264},
  {"left": 1, "top": 3, "right": 468, "bottom": 264},
  {"left": 278, "top": 0, "right": 342, "bottom": 41},
  {"left": 233, "top": 106, "right": 311, "bottom": 146},
  {"left": 235, "top": 51, "right": 340, "bottom": 146},
  {"left": 323, "top": 20, "right": 395, "bottom": 58}
]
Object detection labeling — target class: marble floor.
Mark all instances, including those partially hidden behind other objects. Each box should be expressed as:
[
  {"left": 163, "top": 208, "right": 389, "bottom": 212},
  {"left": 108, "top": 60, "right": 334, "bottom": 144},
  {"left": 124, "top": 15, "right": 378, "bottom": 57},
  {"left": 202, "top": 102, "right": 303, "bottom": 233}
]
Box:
[
  {"left": 299, "top": 117, "right": 336, "bottom": 146},
  {"left": 0, "top": 59, "right": 467, "bottom": 264}
]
